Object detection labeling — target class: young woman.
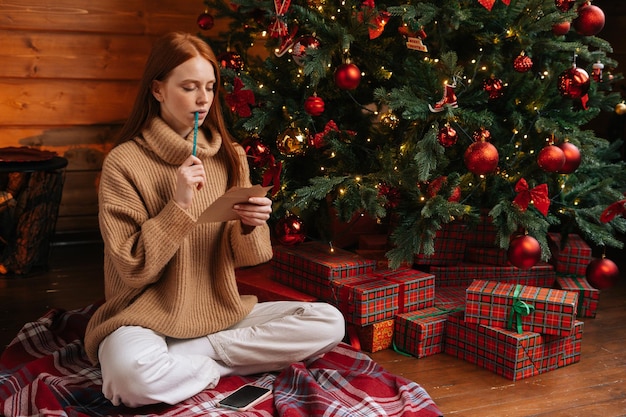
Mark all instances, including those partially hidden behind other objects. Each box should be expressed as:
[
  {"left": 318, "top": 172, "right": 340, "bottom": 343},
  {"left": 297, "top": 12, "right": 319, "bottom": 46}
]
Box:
[{"left": 84, "top": 32, "right": 345, "bottom": 408}]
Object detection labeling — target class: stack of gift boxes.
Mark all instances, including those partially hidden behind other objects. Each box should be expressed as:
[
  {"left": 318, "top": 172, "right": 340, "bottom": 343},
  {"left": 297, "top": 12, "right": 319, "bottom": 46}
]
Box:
[{"left": 269, "top": 217, "right": 600, "bottom": 381}]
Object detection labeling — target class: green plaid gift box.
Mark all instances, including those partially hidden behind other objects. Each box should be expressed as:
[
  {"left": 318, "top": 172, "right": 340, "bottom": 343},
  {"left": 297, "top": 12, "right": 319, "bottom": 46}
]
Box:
[
  {"left": 555, "top": 276, "right": 600, "bottom": 318},
  {"left": 374, "top": 267, "right": 435, "bottom": 313},
  {"left": 431, "top": 263, "right": 556, "bottom": 288},
  {"left": 332, "top": 275, "right": 400, "bottom": 326},
  {"left": 445, "top": 314, "right": 583, "bottom": 381},
  {"left": 465, "top": 279, "right": 578, "bottom": 337},
  {"left": 394, "top": 307, "right": 459, "bottom": 359},
  {"left": 548, "top": 233, "right": 592, "bottom": 276},
  {"left": 272, "top": 242, "right": 376, "bottom": 301},
  {"left": 464, "top": 247, "right": 510, "bottom": 266},
  {"left": 414, "top": 222, "right": 467, "bottom": 266}
]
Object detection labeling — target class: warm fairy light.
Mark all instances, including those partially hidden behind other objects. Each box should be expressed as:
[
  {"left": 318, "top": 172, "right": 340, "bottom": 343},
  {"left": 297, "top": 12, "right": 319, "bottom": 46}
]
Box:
[
  {"left": 339, "top": 188, "right": 346, "bottom": 195},
  {"left": 481, "top": 66, "right": 487, "bottom": 71},
  {"left": 471, "top": 59, "right": 477, "bottom": 64},
  {"left": 529, "top": 149, "right": 535, "bottom": 154},
  {"left": 420, "top": 196, "right": 425, "bottom": 202},
  {"left": 574, "top": 199, "right": 580, "bottom": 205},
  {"left": 513, "top": 129, "right": 519, "bottom": 134},
  {"left": 330, "top": 152, "right": 336, "bottom": 158},
  {"left": 479, "top": 174, "right": 485, "bottom": 179},
  {"left": 523, "top": 134, "right": 528, "bottom": 139},
  {"left": 261, "top": 31, "right": 267, "bottom": 37},
  {"left": 468, "top": 182, "right": 473, "bottom": 187},
  {"left": 320, "top": 166, "right": 325, "bottom": 171},
  {"left": 355, "top": 176, "right": 361, "bottom": 182}
]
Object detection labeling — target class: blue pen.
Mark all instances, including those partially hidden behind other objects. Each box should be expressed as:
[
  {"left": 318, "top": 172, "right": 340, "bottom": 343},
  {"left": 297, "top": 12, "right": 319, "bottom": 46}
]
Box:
[{"left": 192, "top": 111, "right": 199, "bottom": 156}]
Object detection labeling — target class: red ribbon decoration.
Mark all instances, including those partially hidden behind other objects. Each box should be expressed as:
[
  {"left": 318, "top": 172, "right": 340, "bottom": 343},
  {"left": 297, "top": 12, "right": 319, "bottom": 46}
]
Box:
[
  {"left": 262, "top": 157, "right": 282, "bottom": 196},
  {"left": 600, "top": 199, "right": 626, "bottom": 223},
  {"left": 311, "top": 120, "right": 356, "bottom": 149},
  {"left": 225, "top": 77, "right": 255, "bottom": 118},
  {"left": 513, "top": 178, "right": 550, "bottom": 216},
  {"left": 269, "top": 0, "right": 291, "bottom": 38},
  {"left": 478, "top": 0, "right": 510, "bottom": 11}
]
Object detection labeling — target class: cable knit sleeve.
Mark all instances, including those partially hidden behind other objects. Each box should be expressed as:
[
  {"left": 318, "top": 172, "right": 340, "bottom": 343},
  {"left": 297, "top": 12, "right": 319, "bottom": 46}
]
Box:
[
  {"left": 225, "top": 145, "right": 273, "bottom": 267},
  {"left": 98, "top": 146, "right": 197, "bottom": 289}
]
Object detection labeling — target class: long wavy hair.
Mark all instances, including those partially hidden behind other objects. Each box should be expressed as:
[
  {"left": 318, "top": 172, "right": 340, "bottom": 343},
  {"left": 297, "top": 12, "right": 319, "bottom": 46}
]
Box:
[{"left": 115, "top": 32, "right": 242, "bottom": 188}]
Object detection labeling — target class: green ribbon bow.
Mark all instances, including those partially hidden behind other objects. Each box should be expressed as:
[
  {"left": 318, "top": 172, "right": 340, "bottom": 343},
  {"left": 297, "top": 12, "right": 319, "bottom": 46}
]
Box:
[{"left": 507, "top": 284, "right": 535, "bottom": 333}]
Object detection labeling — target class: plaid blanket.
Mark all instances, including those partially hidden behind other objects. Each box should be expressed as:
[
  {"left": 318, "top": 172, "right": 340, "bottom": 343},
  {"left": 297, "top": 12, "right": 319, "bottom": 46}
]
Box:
[{"left": 1, "top": 305, "right": 442, "bottom": 417}]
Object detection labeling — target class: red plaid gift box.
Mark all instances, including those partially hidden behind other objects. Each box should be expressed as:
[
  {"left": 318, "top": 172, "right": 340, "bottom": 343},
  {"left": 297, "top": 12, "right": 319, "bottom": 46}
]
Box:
[
  {"left": 548, "top": 233, "right": 592, "bottom": 276},
  {"left": 354, "top": 320, "right": 395, "bottom": 353},
  {"left": 395, "top": 307, "right": 460, "bottom": 358},
  {"left": 374, "top": 267, "right": 435, "bottom": 313},
  {"left": 445, "top": 314, "right": 583, "bottom": 381},
  {"left": 431, "top": 263, "right": 555, "bottom": 288},
  {"left": 272, "top": 242, "right": 376, "bottom": 301},
  {"left": 538, "top": 321, "right": 584, "bottom": 373},
  {"left": 464, "top": 247, "right": 510, "bottom": 266},
  {"left": 468, "top": 214, "right": 499, "bottom": 248},
  {"left": 555, "top": 276, "right": 600, "bottom": 318},
  {"left": 434, "top": 286, "right": 466, "bottom": 311},
  {"left": 465, "top": 279, "right": 578, "bottom": 337},
  {"left": 332, "top": 275, "right": 399, "bottom": 326},
  {"left": 414, "top": 222, "right": 467, "bottom": 265}
]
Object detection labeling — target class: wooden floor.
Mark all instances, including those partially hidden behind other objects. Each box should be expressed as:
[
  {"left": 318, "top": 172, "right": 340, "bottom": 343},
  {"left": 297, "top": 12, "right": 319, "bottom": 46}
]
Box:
[{"left": 1, "top": 239, "right": 625, "bottom": 417}]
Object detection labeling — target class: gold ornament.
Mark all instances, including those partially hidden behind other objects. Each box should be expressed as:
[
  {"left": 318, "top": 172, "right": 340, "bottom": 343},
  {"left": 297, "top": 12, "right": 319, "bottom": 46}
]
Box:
[
  {"left": 277, "top": 126, "right": 309, "bottom": 156},
  {"left": 615, "top": 102, "right": 626, "bottom": 115},
  {"left": 380, "top": 111, "right": 399, "bottom": 129}
]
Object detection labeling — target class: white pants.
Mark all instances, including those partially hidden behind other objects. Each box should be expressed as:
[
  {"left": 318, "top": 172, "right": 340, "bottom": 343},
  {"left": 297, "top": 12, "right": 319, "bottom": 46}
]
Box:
[{"left": 98, "top": 301, "right": 345, "bottom": 407}]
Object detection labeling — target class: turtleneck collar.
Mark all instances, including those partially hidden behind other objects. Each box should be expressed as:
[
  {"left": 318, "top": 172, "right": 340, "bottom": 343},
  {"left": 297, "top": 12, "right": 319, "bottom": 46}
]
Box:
[{"left": 136, "top": 117, "right": 222, "bottom": 165}]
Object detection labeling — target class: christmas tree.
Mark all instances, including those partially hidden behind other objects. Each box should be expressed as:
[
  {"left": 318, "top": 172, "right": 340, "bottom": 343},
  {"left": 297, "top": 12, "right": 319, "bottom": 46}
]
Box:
[{"left": 199, "top": 0, "right": 626, "bottom": 269}]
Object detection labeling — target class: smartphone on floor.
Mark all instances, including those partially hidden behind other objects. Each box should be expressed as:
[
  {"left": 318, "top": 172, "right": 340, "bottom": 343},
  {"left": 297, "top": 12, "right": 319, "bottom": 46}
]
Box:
[{"left": 217, "top": 384, "right": 272, "bottom": 411}]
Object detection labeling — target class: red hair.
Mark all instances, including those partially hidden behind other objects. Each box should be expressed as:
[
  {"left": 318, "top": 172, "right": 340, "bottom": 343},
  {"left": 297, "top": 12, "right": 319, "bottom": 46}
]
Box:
[{"left": 115, "top": 32, "right": 242, "bottom": 187}]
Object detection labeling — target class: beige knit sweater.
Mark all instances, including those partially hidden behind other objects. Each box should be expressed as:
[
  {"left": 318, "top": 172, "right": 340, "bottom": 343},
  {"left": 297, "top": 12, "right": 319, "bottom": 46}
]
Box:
[{"left": 84, "top": 117, "right": 273, "bottom": 364}]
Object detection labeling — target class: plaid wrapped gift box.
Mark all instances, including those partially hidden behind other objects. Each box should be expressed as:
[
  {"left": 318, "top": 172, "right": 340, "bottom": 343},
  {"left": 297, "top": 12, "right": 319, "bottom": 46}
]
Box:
[
  {"left": 464, "top": 247, "right": 511, "bottom": 266},
  {"left": 434, "top": 286, "right": 466, "bottom": 311},
  {"left": 467, "top": 214, "right": 499, "bottom": 248},
  {"left": 395, "top": 307, "right": 460, "bottom": 359},
  {"left": 414, "top": 222, "right": 467, "bottom": 266},
  {"left": 555, "top": 276, "right": 600, "bottom": 318},
  {"left": 431, "top": 263, "right": 556, "bottom": 288},
  {"left": 354, "top": 320, "right": 395, "bottom": 353},
  {"left": 272, "top": 242, "right": 376, "bottom": 301},
  {"left": 374, "top": 267, "right": 435, "bottom": 313},
  {"left": 332, "top": 275, "right": 400, "bottom": 326},
  {"left": 465, "top": 279, "right": 578, "bottom": 337},
  {"left": 445, "top": 314, "right": 583, "bottom": 381},
  {"left": 548, "top": 233, "right": 592, "bottom": 277}
]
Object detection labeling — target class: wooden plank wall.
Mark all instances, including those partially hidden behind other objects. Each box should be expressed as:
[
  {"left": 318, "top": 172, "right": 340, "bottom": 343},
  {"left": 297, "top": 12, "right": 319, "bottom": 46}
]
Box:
[
  {"left": 0, "top": 0, "right": 230, "bottom": 233},
  {"left": 0, "top": 1, "right": 624, "bottom": 235}
]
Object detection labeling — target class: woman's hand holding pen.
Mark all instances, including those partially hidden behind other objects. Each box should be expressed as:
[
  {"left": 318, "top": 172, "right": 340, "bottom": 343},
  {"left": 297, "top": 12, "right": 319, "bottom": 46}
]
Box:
[
  {"left": 233, "top": 197, "right": 272, "bottom": 227},
  {"left": 174, "top": 155, "right": 206, "bottom": 210}
]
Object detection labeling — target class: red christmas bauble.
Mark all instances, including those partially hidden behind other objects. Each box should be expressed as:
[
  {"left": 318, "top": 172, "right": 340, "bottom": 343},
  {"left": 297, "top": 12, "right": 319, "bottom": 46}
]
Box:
[
  {"left": 304, "top": 95, "right": 325, "bottom": 116},
  {"left": 197, "top": 12, "right": 215, "bottom": 30},
  {"left": 217, "top": 51, "right": 244, "bottom": 71},
  {"left": 573, "top": 4, "right": 605, "bottom": 36},
  {"left": 537, "top": 144, "right": 566, "bottom": 172},
  {"left": 335, "top": 63, "right": 361, "bottom": 90},
  {"left": 274, "top": 214, "right": 307, "bottom": 246},
  {"left": 586, "top": 258, "right": 620, "bottom": 289},
  {"left": 464, "top": 141, "right": 499, "bottom": 175},
  {"left": 553, "top": 21, "right": 571, "bottom": 36},
  {"left": 557, "top": 66, "right": 590, "bottom": 99},
  {"left": 508, "top": 235, "right": 541, "bottom": 269},
  {"left": 245, "top": 138, "right": 272, "bottom": 168},
  {"left": 513, "top": 54, "right": 533, "bottom": 73},
  {"left": 437, "top": 125, "right": 458, "bottom": 147},
  {"left": 483, "top": 77, "right": 504, "bottom": 99},
  {"left": 555, "top": 0, "right": 576, "bottom": 12},
  {"left": 291, "top": 35, "right": 321, "bottom": 66},
  {"left": 557, "top": 142, "right": 581, "bottom": 174}
]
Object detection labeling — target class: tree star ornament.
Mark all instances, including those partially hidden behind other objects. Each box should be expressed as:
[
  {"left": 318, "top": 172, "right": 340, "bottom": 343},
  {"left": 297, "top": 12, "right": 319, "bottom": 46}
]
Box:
[{"left": 513, "top": 178, "right": 550, "bottom": 216}]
